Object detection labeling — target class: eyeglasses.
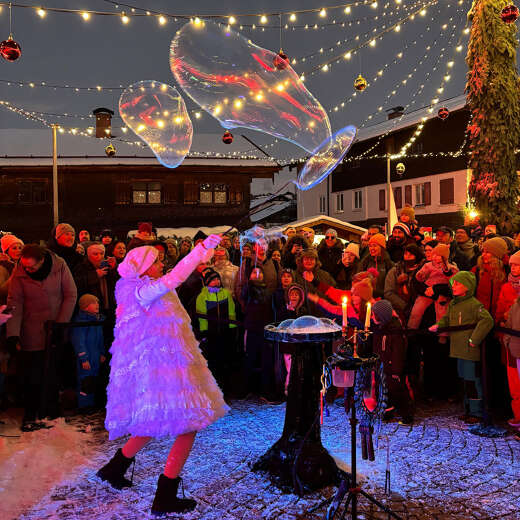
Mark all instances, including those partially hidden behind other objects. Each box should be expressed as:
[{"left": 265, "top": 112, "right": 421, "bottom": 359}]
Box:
[{"left": 326, "top": 236, "right": 335, "bottom": 239}]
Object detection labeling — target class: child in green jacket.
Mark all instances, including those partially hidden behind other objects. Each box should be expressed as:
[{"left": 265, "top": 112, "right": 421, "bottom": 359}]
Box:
[{"left": 430, "top": 271, "right": 494, "bottom": 421}]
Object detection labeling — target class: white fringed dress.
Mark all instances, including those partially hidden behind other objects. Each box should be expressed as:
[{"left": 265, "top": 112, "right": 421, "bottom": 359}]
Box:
[{"left": 105, "top": 244, "right": 229, "bottom": 440}]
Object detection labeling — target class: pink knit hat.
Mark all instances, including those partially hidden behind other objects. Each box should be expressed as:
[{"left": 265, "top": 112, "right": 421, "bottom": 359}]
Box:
[
  {"left": 118, "top": 246, "right": 158, "bottom": 279},
  {"left": 1, "top": 234, "right": 24, "bottom": 254}
]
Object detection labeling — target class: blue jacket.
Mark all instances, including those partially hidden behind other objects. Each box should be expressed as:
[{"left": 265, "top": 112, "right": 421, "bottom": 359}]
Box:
[{"left": 70, "top": 310, "right": 105, "bottom": 374}]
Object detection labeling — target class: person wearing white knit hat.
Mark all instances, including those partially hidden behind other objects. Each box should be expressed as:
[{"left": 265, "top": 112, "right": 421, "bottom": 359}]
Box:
[
  {"left": 98, "top": 234, "right": 229, "bottom": 515},
  {"left": 1, "top": 234, "right": 24, "bottom": 259},
  {"left": 0, "top": 235, "right": 24, "bottom": 303}
]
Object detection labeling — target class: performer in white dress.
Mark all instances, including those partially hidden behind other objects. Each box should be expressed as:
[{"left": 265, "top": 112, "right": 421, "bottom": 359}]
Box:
[{"left": 97, "top": 235, "right": 229, "bottom": 515}]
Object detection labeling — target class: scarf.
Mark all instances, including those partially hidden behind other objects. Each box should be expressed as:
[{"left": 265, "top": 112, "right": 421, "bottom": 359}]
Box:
[{"left": 508, "top": 273, "right": 520, "bottom": 296}]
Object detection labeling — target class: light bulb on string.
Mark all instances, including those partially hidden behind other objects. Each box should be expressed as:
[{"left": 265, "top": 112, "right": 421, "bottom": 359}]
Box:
[
  {"left": 81, "top": 12, "right": 90, "bottom": 21},
  {"left": 37, "top": 8, "right": 46, "bottom": 18}
]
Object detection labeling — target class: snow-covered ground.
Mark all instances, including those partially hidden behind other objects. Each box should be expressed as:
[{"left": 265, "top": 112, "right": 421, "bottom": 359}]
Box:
[{"left": 1, "top": 400, "right": 519, "bottom": 519}]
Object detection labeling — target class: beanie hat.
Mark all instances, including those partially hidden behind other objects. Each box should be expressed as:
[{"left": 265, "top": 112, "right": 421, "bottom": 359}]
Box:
[
  {"left": 118, "top": 246, "right": 158, "bottom": 279},
  {"left": 509, "top": 250, "right": 520, "bottom": 266},
  {"left": 1, "top": 234, "right": 24, "bottom": 254},
  {"left": 301, "top": 248, "right": 318, "bottom": 259},
  {"left": 55, "top": 223, "right": 75, "bottom": 239},
  {"left": 368, "top": 233, "right": 386, "bottom": 249},
  {"left": 344, "top": 242, "right": 360, "bottom": 259},
  {"left": 138, "top": 222, "right": 153, "bottom": 234},
  {"left": 202, "top": 268, "right": 221, "bottom": 286},
  {"left": 456, "top": 226, "right": 472, "bottom": 240},
  {"left": 351, "top": 277, "right": 373, "bottom": 302},
  {"left": 482, "top": 237, "right": 508, "bottom": 259},
  {"left": 325, "top": 228, "right": 338, "bottom": 238},
  {"left": 431, "top": 243, "right": 450, "bottom": 261},
  {"left": 400, "top": 205, "right": 415, "bottom": 220},
  {"left": 393, "top": 222, "right": 411, "bottom": 237},
  {"left": 404, "top": 243, "right": 425, "bottom": 263},
  {"left": 78, "top": 294, "right": 99, "bottom": 311},
  {"left": 100, "top": 229, "right": 112, "bottom": 238},
  {"left": 372, "top": 299, "right": 393, "bottom": 325}
]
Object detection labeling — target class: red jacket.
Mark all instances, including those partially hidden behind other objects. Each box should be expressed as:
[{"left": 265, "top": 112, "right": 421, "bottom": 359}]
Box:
[
  {"left": 472, "top": 267, "right": 505, "bottom": 320},
  {"left": 496, "top": 282, "right": 518, "bottom": 325}
]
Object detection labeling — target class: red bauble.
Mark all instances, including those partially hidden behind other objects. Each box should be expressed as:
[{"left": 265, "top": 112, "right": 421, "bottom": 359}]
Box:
[
  {"left": 501, "top": 4, "right": 519, "bottom": 23},
  {"left": 438, "top": 107, "right": 449, "bottom": 120},
  {"left": 222, "top": 131, "right": 233, "bottom": 144},
  {"left": 0, "top": 35, "right": 22, "bottom": 62},
  {"left": 273, "top": 50, "right": 289, "bottom": 71}
]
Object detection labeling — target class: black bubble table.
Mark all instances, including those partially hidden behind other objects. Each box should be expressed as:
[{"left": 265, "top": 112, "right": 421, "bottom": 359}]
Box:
[{"left": 253, "top": 318, "right": 343, "bottom": 495}]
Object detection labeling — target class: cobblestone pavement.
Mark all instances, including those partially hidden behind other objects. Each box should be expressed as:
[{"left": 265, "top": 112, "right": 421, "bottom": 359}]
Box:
[{"left": 16, "top": 400, "right": 520, "bottom": 519}]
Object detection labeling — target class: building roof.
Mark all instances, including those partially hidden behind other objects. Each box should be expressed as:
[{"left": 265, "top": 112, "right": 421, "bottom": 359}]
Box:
[
  {"left": 354, "top": 94, "right": 466, "bottom": 144},
  {"left": 0, "top": 129, "right": 277, "bottom": 168},
  {"left": 286, "top": 214, "right": 367, "bottom": 235}
]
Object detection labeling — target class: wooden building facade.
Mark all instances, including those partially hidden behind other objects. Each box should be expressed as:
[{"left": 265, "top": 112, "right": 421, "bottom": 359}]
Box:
[{"left": 0, "top": 156, "right": 280, "bottom": 241}]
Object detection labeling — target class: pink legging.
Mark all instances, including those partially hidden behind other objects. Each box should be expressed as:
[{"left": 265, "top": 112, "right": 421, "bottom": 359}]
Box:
[{"left": 122, "top": 432, "right": 197, "bottom": 479}]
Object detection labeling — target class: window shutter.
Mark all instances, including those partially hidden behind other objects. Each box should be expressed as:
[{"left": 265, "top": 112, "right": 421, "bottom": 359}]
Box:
[
  {"left": 424, "top": 181, "right": 431, "bottom": 205},
  {"left": 115, "top": 182, "right": 130, "bottom": 205},
  {"left": 394, "top": 187, "right": 402, "bottom": 209},
  {"left": 379, "top": 189, "right": 385, "bottom": 211},
  {"left": 439, "top": 178, "right": 454, "bottom": 204},
  {"left": 405, "top": 185, "right": 412, "bottom": 205},
  {"left": 183, "top": 181, "right": 198, "bottom": 204}
]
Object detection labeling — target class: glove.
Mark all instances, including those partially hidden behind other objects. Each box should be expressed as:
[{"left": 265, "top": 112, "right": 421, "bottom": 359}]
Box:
[{"left": 203, "top": 234, "right": 221, "bottom": 250}]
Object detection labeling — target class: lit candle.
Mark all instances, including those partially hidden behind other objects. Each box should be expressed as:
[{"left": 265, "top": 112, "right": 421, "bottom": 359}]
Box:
[
  {"left": 342, "top": 297, "right": 348, "bottom": 328},
  {"left": 365, "top": 302, "right": 372, "bottom": 330}
]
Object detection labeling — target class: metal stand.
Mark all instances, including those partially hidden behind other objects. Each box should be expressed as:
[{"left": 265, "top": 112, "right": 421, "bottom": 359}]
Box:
[{"left": 324, "top": 392, "right": 402, "bottom": 520}]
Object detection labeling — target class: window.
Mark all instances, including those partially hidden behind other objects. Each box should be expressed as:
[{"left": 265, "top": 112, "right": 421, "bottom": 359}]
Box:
[
  {"left": 229, "top": 186, "right": 243, "bottom": 205},
  {"left": 199, "top": 183, "right": 228, "bottom": 204},
  {"left": 132, "top": 182, "right": 161, "bottom": 204},
  {"left": 184, "top": 181, "right": 198, "bottom": 205},
  {"left": 379, "top": 189, "right": 385, "bottom": 211},
  {"left": 394, "top": 187, "right": 402, "bottom": 209},
  {"left": 319, "top": 195, "right": 326, "bottom": 213},
  {"left": 414, "top": 182, "right": 431, "bottom": 206},
  {"left": 16, "top": 180, "right": 48, "bottom": 205},
  {"left": 439, "top": 178, "right": 454, "bottom": 204},
  {"left": 354, "top": 190, "right": 363, "bottom": 210},
  {"left": 405, "top": 185, "right": 412, "bottom": 205},
  {"left": 336, "top": 193, "right": 344, "bottom": 212}
]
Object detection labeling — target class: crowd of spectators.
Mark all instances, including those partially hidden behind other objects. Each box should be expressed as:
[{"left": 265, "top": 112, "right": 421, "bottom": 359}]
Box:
[{"left": 1, "top": 209, "right": 520, "bottom": 437}]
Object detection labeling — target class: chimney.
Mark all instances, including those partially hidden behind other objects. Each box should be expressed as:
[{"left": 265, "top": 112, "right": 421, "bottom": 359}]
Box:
[
  {"left": 92, "top": 107, "right": 114, "bottom": 138},
  {"left": 386, "top": 106, "right": 405, "bottom": 120}
]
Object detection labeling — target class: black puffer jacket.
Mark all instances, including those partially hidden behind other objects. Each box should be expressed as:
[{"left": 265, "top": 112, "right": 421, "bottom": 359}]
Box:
[{"left": 317, "top": 239, "right": 343, "bottom": 278}]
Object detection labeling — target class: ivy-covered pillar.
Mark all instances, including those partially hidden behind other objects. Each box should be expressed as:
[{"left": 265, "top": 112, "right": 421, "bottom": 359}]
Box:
[{"left": 466, "top": 1, "right": 520, "bottom": 233}]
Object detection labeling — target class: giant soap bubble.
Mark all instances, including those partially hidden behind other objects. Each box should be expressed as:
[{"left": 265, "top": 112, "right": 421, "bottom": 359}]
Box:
[
  {"left": 170, "top": 20, "right": 356, "bottom": 190},
  {"left": 170, "top": 20, "right": 330, "bottom": 154},
  {"left": 119, "top": 80, "right": 193, "bottom": 168}
]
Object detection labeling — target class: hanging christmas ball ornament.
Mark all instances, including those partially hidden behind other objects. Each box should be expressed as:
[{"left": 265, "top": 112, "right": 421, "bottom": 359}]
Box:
[
  {"left": 438, "top": 107, "right": 449, "bottom": 120},
  {"left": 273, "top": 49, "right": 290, "bottom": 71},
  {"left": 501, "top": 4, "right": 519, "bottom": 23},
  {"left": 0, "top": 35, "right": 22, "bottom": 62},
  {"left": 396, "top": 162, "right": 406, "bottom": 175},
  {"left": 105, "top": 143, "right": 116, "bottom": 157},
  {"left": 353, "top": 74, "right": 367, "bottom": 92},
  {"left": 222, "top": 130, "right": 234, "bottom": 144}
]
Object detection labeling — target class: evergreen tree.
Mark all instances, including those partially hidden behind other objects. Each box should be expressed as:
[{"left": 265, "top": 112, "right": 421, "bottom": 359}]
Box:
[{"left": 466, "top": 0, "right": 520, "bottom": 232}]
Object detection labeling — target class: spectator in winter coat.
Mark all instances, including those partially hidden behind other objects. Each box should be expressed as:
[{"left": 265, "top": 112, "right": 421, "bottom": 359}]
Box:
[
  {"left": 100, "top": 229, "right": 114, "bottom": 247},
  {"left": 399, "top": 206, "right": 423, "bottom": 244},
  {"left": 47, "top": 223, "right": 84, "bottom": 273},
  {"left": 435, "top": 226, "right": 469, "bottom": 270},
  {"left": 127, "top": 222, "right": 154, "bottom": 251},
  {"left": 336, "top": 242, "right": 361, "bottom": 290},
  {"left": 454, "top": 226, "right": 480, "bottom": 270},
  {"left": 164, "top": 239, "right": 178, "bottom": 271},
  {"left": 78, "top": 230, "right": 91, "bottom": 244},
  {"left": 177, "top": 237, "right": 193, "bottom": 261},
  {"left": 271, "top": 269, "right": 297, "bottom": 322},
  {"left": 196, "top": 269, "right": 237, "bottom": 395},
  {"left": 432, "top": 271, "right": 494, "bottom": 422},
  {"left": 387, "top": 223, "right": 415, "bottom": 263},
  {"left": 384, "top": 243, "right": 425, "bottom": 323},
  {"left": 293, "top": 248, "right": 336, "bottom": 316},
  {"left": 73, "top": 243, "right": 118, "bottom": 320},
  {"left": 504, "top": 296, "right": 520, "bottom": 431},
  {"left": 0, "top": 234, "right": 23, "bottom": 304},
  {"left": 300, "top": 227, "right": 315, "bottom": 247},
  {"left": 371, "top": 300, "right": 413, "bottom": 424},
  {"left": 408, "top": 244, "right": 458, "bottom": 330},
  {"left": 106, "top": 241, "right": 127, "bottom": 266},
  {"left": 70, "top": 294, "right": 106, "bottom": 412},
  {"left": 496, "top": 250, "right": 520, "bottom": 429},
  {"left": 6, "top": 244, "right": 77, "bottom": 430},
  {"left": 317, "top": 228, "right": 343, "bottom": 278},
  {"left": 281, "top": 236, "right": 309, "bottom": 270},
  {"left": 360, "top": 233, "right": 394, "bottom": 298},
  {"left": 229, "top": 236, "right": 242, "bottom": 267},
  {"left": 211, "top": 246, "right": 239, "bottom": 294}
]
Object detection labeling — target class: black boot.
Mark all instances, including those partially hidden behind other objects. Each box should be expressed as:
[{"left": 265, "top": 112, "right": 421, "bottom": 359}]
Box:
[
  {"left": 96, "top": 448, "right": 134, "bottom": 489},
  {"left": 151, "top": 474, "right": 197, "bottom": 515}
]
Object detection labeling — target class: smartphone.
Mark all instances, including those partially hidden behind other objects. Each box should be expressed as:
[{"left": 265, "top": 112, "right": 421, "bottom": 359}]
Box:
[{"left": 100, "top": 260, "right": 110, "bottom": 269}]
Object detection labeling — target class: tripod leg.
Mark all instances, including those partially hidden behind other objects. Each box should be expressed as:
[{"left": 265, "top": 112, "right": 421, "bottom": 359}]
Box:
[
  {"left": 367, "top": 429, "right": 375, "bottom": 462},
  {"left": 358, "top": 489, "right": 403, "bottom": 519},
  {"left": 325, "top": 478, "right": 350, "bottom": 520},
  {"left": 338, "top": 493, "right": 353, "bottom": 520}
]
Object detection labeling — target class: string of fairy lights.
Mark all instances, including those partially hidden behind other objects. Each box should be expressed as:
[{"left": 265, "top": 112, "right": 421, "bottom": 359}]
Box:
[
  {"left": 0, "top": 0, "right": 472, "bottom": 165},
  {"left": 245, "top": 0, "right": 468, "bottom": 159}
]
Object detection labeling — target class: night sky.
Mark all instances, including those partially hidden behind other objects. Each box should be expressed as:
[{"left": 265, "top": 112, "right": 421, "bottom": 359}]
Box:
[{"left": 0, "top": 0, "right": 476, "bottom": 160}]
